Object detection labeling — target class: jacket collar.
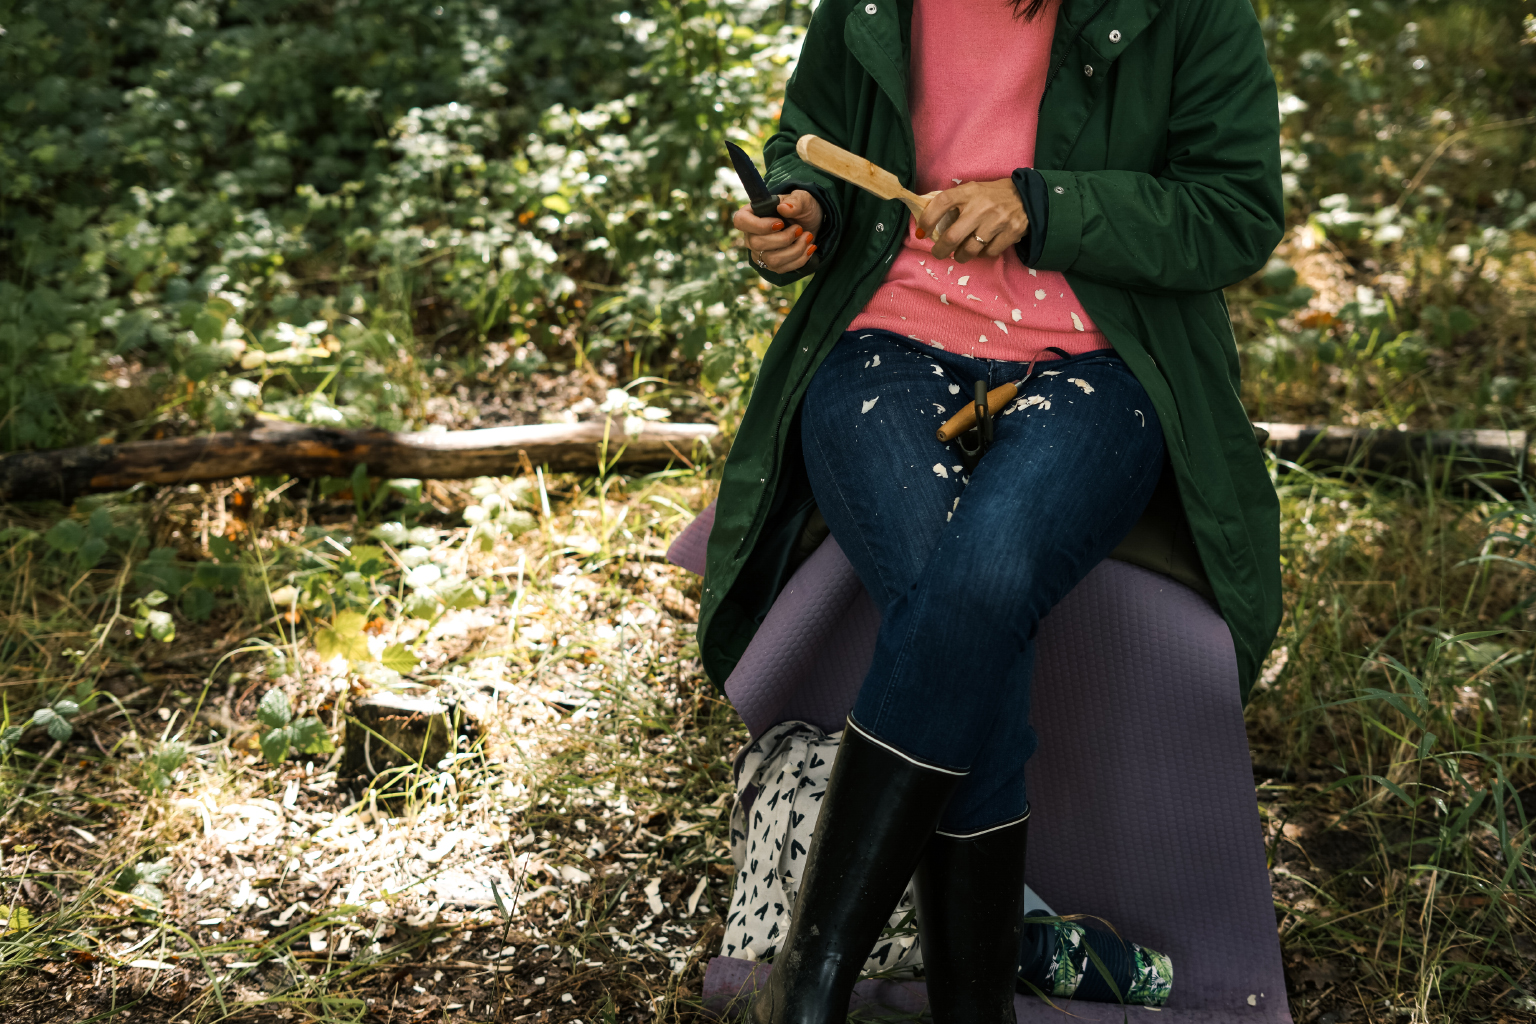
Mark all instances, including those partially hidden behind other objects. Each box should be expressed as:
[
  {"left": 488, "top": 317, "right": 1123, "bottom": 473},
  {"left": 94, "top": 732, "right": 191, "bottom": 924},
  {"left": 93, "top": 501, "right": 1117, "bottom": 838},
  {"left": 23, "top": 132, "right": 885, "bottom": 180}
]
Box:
[
  {"left": 843, "top": 0, "right": 910, "bottom": 121},
  {"left": 1062, "top": 0, "right": 1167, "bottom": 61},
  {"left": 838, "top": 0, "right": 1168, "bottom": 161}
]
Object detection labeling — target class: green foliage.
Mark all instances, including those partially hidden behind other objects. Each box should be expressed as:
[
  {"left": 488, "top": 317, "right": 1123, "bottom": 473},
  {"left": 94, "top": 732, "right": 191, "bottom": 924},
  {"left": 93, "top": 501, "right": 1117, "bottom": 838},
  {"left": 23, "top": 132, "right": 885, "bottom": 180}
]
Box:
[
  {"left": 129, "top": 589, "right": 176, "bottom": 643},
  {"left": 3, "top": 679, "right": 98, "bottom": 752},
  {"left": 314, "top": 609, "right": 372, "bottom": 664},
  {"left": 463, "top": 477, "right": 539, "bottom": 551},
  {"left": 0, "top": 502, "right": 244, "bottom": 679},
  {"left": 29, "top": 699, "right": 79, "bottom": 743},
  {"left": 1235, "top": 1, "right": 1536, "bottom": 424},
  {"left": 43, "top": 504, "right": 145, "bottom": 569},
  {"left": 143, "top": 740, "right": 187, "bottom": 793},
  {"left": 1257, "top": 472, "right": 1536, "bottom": 1014},
  {"left": 379, "top": 642, "right": 420, "bottom": 674},
  {"left": 0, "top": 0, "right": 797, "bottom": 452},
  {"left": 255, "top": 687, "right": 332, "bottom": 764},
  {"left": 0, "top": 905, "right": 33, "bottom": 935},
  {"left": 1267, "top": 2, "right": 1534, "bottom": 213},
  {"left": 114, "top": 857, "right": 173, "bottom": 906},
  {"left": 253, "top": 503, "right": 518, "bottom": 640}
]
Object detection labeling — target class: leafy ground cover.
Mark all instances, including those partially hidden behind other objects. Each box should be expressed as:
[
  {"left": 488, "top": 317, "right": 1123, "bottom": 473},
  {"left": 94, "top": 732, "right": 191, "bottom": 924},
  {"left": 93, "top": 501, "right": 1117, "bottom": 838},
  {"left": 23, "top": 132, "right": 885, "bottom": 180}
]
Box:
[
  {"left": 1254, "top": 468, "right": 1536, "bottom": 1023},
  {"left": 6, "top": 0, "right": 1533, "bottom": 451},
  {"left": 1, "top": 0, "right": 1535, "bottom": 1022},
  {"left": 0, "top": 374, "right": 1532, "bottom": 1024},
  {"left": 0, "top": 451, "right": 741, "bottom": 1023}
]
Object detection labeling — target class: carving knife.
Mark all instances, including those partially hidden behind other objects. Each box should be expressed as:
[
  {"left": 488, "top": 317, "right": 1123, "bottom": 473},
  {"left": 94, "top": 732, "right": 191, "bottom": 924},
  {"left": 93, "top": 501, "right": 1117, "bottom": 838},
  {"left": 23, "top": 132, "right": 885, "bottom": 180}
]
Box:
[
  {"left": 936, "top": 373, "right": 1034, "bottom": 442},
  {"left": 726, "top": 140, "right": 783, "bottom": 218},
  {"left": 726, "top": 141, "right": 820, "bottom": 271}
]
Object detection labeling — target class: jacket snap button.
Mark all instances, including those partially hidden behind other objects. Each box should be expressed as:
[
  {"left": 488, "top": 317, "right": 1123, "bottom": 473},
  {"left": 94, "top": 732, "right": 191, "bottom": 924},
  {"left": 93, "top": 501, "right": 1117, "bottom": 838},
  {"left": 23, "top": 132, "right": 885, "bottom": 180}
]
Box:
[
  {"left": 875, "top": 222, "right": 885, "bottom": 232},
  {"left": 865, "top": 2, "right": 877, "bottom": 12},
  {"left": 1109, "top": 29, "right": 1121, "bottom": 42},
  {"left": 1054, "top": 186, "right": 1065, "bottom": 194},
  {"left": 1083, "top": 64, "right": 1094, "bottom": 77}
]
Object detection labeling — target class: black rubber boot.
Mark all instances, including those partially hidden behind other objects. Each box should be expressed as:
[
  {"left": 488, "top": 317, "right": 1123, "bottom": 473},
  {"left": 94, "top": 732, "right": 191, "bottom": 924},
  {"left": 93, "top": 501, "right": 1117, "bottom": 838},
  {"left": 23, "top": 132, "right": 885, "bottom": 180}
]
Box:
[
  {"left": 913, "top": 811, "right": 1031, "bottom": 1024},
  {"left": 749, "top": 720, "right": 964, "bottom": 1024}
]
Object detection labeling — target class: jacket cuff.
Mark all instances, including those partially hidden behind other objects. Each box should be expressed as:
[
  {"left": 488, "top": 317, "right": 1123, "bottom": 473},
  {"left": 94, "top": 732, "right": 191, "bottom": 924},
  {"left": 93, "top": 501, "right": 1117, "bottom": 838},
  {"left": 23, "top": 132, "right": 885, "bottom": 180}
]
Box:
[
  {"left": 1010, "top": 168, "right": 1050, "bottom": 267},
  {"left": 1032, "top": 169, "right": 1084, "bottom": 272}
]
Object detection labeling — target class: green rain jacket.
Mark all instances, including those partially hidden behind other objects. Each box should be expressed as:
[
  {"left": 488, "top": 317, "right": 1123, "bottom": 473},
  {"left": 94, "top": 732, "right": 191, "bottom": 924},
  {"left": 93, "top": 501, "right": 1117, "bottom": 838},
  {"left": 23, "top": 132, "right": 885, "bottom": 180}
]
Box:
[{"left": 699, "top": 0, "right": 1285, "bottom": 701}]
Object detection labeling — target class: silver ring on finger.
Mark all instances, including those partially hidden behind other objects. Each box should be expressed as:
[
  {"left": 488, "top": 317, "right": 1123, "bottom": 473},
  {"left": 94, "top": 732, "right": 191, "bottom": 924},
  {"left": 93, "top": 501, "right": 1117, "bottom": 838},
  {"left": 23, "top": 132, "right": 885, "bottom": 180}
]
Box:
[{"left": 974, "top": 235, "right": 989, "bottom": 245}]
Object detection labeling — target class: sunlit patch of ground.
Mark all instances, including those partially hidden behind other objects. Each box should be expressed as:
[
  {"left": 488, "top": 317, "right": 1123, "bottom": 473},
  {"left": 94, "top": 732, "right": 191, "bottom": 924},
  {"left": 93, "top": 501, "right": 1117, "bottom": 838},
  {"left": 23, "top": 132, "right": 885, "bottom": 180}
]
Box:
[
  {"left": 2, "top": 457, "right": 1533, "bottom": 1024},
  {"left": 0, "top": 467, "right": 750, "bottom": 1024}
]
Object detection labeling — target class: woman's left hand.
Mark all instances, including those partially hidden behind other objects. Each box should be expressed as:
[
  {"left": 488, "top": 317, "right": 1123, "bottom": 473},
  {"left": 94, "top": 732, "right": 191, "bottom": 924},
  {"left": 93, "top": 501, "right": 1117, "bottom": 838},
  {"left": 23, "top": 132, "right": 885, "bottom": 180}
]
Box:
[{"left": 916, "top": 179, "right": 1030, "bottom": 264}]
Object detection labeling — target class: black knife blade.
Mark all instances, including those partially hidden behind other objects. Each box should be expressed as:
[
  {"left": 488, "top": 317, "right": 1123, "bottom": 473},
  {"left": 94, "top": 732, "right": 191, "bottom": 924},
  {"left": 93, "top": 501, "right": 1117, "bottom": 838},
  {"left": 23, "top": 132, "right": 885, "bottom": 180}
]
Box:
[
  {"left": 725, "top": 141, "right": 782, "bottom": 219},
  {"left": 725, "top": 141, "right": 820, "bottom": 272}
]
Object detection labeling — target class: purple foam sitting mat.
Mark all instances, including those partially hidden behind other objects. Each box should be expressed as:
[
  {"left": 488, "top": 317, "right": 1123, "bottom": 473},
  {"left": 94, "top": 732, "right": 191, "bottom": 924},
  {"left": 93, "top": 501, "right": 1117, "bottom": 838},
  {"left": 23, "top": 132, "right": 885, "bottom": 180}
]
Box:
[{"left": 668, "top": 505, "right": 1290, "bottom": 1023}]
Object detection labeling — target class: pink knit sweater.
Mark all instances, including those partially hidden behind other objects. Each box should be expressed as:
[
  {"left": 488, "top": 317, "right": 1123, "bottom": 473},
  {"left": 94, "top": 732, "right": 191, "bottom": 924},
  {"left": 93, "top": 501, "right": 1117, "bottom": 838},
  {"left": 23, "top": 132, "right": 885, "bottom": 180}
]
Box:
[{"left": 846, "top": 0, "right": 1109, "bottom": 361}]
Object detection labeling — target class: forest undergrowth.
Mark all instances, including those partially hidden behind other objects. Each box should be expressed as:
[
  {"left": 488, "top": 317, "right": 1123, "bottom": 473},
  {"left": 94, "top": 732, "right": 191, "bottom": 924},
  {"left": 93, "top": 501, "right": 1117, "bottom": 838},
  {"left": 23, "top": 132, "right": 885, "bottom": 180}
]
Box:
[
  {"left": 0, "top": 367, "right": 1532, "bottom": 1024},
  {"left": 2, "top": 0, "right": 1535, "bottom": 1022},
  {"left": 0, "top": 411, "right": 745, "bottom": 1024}
]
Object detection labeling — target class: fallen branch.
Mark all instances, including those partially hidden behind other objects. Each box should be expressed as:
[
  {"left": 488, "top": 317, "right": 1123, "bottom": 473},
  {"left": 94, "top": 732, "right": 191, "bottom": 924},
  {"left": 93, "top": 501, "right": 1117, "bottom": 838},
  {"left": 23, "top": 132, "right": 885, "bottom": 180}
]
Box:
[
  {"left": 1256, "top": 423, "right": 1532, "bottom": 489},
  {"left": 0, "top": 420, "right": 722, "bottom": 502},
  {"left": 1, "top": 420, "right": 1526, "bottom": 503}
]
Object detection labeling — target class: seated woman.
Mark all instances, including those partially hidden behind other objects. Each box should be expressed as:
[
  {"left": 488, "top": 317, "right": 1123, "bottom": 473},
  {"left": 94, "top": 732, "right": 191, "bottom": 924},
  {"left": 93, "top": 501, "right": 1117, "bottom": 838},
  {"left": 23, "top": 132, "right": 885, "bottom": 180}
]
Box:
[{"left": 704, "top": 1, "right": 1284, "bottom": 1022}]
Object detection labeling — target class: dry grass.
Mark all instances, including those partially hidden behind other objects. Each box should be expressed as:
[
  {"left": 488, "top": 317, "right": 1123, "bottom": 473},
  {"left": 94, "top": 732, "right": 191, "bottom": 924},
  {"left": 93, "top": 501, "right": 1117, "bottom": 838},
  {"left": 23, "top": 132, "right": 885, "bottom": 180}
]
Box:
[
  {"left": 1, "top": 400, "right": 1534, "bottom": 1024},
  {"left": 0, "top": 461, "right": 752, "bottom": 1024},
  {"left": 1247, "top": 467, "right": 1536, "bottom": 1024}
]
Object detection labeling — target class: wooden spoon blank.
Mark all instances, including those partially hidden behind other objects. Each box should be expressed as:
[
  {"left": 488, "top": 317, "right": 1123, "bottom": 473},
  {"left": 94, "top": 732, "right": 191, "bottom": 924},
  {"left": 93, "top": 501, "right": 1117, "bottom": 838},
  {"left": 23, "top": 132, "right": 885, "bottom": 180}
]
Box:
[{"left": 795, "top": 135, "right": 937, "bottom": 217}]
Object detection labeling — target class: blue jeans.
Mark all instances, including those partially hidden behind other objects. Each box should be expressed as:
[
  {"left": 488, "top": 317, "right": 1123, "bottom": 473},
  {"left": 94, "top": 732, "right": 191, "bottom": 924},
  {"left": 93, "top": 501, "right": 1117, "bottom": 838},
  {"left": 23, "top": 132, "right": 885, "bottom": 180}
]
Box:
[{"left": 801, "top": 330, "right": 1165, "bottom": 834}]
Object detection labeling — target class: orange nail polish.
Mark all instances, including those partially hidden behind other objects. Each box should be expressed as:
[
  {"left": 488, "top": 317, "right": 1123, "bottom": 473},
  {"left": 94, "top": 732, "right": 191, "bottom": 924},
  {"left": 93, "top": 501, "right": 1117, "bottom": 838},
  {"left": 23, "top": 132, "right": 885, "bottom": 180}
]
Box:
[
  {"left": 916, "top": 228, "right": 926, "bottom": 239},
  {"left": 805, "top": 234, "right": 814, "bottom": 243},
  {"left": 793, "top": 226, "right": 802, "bottom": 236},
  {"left": 773, "top": 221, "right": 784, "bottom": 231},
  {"left": 807, "top": 244, "right": 817, "bottom": 254}
]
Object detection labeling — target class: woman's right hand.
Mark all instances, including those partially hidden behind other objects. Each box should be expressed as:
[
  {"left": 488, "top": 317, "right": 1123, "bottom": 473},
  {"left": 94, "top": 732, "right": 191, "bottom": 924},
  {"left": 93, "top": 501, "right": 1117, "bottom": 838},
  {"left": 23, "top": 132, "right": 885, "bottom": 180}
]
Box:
[{"left": 733, "top": 189, "right": 823, "bottom": 274}]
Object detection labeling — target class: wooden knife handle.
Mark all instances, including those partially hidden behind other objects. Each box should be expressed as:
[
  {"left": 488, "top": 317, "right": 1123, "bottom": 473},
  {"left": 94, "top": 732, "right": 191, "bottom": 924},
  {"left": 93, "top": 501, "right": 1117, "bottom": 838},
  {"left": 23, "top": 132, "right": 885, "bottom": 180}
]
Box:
[{"left": 936, "top": 383, "right": 1019, "bottom": 442}]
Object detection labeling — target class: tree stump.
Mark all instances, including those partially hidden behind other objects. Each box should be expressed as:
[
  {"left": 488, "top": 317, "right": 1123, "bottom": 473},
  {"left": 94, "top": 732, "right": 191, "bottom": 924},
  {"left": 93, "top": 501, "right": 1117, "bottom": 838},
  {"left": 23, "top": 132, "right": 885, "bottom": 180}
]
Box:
[{"left": 343, "top": 692, "right": 465, "bottom": 779}]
